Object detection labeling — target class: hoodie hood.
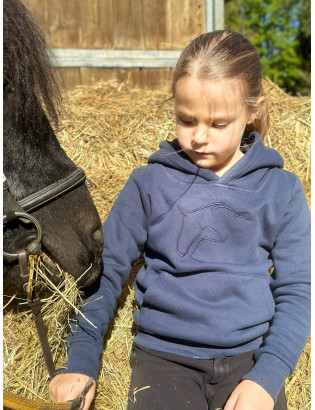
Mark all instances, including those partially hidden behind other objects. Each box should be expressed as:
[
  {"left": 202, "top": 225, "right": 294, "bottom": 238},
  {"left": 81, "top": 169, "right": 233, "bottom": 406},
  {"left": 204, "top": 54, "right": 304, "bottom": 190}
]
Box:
[{"left": 148, "top": 132, "right": 284, "bottom": 187}]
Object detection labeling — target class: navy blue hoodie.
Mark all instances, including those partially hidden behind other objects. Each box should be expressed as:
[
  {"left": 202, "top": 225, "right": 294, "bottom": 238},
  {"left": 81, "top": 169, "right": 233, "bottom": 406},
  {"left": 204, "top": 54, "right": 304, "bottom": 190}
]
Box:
[{"left": 61, "top": 134, "right": 311, "bottom": 401}]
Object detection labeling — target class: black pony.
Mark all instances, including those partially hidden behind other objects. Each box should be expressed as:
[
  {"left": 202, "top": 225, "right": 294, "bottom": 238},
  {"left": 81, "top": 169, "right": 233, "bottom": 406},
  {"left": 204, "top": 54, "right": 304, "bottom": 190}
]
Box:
[{"left": 3, "top": 0, "right": 104, "bottom": 289}]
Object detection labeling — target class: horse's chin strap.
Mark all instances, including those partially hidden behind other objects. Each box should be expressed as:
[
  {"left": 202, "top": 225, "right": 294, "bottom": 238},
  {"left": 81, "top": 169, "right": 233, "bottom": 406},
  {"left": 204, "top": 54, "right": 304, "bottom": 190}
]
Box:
[{"left": 17, "top": 249, "right": 56, "bottom": 380}]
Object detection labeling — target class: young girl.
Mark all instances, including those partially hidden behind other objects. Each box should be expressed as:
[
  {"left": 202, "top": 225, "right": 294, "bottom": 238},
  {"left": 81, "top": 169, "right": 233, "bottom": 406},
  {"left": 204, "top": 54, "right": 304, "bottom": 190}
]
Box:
[{"left": 50, "top": 30, "right": 311, "bottom": 410}]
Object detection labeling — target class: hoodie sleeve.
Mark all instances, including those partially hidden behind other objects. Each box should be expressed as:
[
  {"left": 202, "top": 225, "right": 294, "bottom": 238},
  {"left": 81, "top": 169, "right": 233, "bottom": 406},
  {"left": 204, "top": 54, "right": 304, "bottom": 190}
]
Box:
[
  {"left": 57, "top": 169, "right": 150, "bottom": 380},
  {"left": 243, "top": 176, "right": 311, "bottom": 401}
]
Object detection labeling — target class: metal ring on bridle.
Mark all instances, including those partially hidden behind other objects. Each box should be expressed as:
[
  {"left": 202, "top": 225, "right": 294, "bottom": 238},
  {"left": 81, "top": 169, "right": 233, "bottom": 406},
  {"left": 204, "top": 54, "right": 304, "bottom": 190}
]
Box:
[{"left": 3, "top": 212, "right": 42, "bottom": 258}]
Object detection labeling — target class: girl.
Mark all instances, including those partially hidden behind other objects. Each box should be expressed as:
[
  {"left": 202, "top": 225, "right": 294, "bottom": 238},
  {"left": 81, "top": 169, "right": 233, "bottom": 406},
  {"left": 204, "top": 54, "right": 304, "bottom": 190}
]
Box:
[{"left": 50, "top": 30, "right": 311, "bottom": 410}]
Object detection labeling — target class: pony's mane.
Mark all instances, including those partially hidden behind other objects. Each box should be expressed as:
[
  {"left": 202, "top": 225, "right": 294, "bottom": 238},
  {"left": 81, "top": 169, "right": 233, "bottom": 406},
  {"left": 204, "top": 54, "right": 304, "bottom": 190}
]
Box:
[{"left": 3, "top": 0, "right": 63, "bottom": 131}]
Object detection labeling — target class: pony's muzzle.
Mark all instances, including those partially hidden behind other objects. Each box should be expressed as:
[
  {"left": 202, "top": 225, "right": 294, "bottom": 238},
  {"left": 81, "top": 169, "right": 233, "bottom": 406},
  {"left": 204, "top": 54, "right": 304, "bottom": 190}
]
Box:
[{"left": 77, "top": 226, "right": 103, "bottom": 288}]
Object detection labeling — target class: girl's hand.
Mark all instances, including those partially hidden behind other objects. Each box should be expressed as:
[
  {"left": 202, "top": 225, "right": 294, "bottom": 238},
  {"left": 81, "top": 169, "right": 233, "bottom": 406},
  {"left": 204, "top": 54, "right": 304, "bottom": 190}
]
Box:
[
  {"left": 49, "top": 373, "right": 96, "bottom": 410},
  {"left": 224, "top": 380, "right": 274, "bottom": 410}
]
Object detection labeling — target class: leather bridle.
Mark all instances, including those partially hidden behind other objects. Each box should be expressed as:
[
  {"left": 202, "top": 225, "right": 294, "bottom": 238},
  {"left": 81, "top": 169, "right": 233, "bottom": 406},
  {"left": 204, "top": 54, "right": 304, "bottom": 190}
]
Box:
[{"left": 3, "top": 167, "right": 87, "bottom": 379}]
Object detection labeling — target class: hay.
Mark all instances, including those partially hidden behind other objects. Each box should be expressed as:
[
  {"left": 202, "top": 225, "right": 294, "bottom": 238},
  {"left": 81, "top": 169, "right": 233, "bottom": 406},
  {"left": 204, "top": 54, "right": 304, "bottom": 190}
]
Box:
[
  {"left": 3, "top": 79, "right": 311, "bottom": 409},
  {"left": 3, "top": 257, "right": 82, "bottom": 402}
]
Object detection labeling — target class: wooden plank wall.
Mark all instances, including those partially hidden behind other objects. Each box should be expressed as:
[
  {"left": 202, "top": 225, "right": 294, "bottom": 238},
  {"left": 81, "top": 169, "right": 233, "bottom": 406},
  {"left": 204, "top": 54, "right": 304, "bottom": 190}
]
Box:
[{"left": 23, "top": 0, "right": 206, "bottom": 90}]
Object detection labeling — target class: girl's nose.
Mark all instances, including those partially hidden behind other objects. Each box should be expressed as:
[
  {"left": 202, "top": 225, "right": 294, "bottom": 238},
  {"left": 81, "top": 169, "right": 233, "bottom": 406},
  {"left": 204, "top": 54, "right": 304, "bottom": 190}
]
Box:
[{"left": 192, "top": 125, "right": 209, "bottom": 145}]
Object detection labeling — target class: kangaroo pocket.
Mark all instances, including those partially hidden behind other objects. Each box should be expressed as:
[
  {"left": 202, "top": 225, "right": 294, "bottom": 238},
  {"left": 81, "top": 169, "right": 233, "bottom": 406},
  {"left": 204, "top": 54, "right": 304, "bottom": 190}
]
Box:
[{"left": 137, "top": 269, "right": 275, "bottom": 348}]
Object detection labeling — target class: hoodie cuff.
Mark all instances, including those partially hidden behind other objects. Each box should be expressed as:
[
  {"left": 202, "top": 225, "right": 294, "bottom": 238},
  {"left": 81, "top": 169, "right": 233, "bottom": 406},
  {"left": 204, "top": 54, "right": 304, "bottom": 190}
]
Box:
[
  {"left": 242, "top": 353, "right": 291, "bottom": 402},
  {"left": 56, "top": 341, "right": 101, "bottom": 382}
]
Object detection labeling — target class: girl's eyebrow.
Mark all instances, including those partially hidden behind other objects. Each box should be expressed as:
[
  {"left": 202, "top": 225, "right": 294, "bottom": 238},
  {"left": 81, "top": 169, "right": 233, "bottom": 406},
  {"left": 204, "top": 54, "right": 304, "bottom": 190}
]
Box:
[
  {"left": 175, "top": 110, "right": 194, "bottom": 118},
  {"left": 211, "top": 116, "right": 234, "bottom": 122},
  {"left": 175, "top": 109, "right": 234, "bottom": 122}
]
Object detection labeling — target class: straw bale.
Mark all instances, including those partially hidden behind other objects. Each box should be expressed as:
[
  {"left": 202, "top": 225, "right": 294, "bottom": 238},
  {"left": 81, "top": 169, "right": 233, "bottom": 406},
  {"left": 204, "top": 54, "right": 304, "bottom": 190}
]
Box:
[{"left": 3, "top": 79, "right": 310, "bottom": 409}]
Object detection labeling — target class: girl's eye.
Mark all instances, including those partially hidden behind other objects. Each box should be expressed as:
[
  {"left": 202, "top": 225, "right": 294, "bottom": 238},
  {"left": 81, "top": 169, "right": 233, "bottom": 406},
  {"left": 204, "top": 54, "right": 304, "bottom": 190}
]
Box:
[
  {"left": 177, "top": 116, "right": 195, "bottom": 126},
  {"left": 212, "top": 123, "right": 227, "bottom": 129}
]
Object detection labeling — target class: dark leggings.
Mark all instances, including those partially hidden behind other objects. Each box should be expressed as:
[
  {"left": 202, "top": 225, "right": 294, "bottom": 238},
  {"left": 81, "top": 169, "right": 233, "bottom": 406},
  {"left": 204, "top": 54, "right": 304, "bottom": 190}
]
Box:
[{"left": 127, "top": 344, "right": 287, "bottom": 410}]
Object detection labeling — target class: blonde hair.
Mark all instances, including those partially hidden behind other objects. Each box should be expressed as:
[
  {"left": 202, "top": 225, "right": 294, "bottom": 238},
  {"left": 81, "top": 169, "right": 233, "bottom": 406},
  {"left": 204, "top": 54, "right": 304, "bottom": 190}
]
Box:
[{"left": 172, "top": 30, "right": 269, "bottom": 140}]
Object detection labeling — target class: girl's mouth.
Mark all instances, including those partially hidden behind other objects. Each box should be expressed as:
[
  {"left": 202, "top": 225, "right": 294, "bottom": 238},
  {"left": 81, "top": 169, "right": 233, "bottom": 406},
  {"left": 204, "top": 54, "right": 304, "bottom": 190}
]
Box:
[{"left": 195, "top": 151, "right": 208, "bottom": 156}]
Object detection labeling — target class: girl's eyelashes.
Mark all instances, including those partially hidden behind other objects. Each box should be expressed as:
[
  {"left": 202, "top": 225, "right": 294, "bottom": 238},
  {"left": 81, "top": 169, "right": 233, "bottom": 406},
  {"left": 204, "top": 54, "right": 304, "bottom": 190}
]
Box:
[
  {"left": 176, "top": 115, "right": 195, "bottom": 126},
  {"left": 212, "top": 123, "right": 227, "bottom": 129},
  {"left": 181, "top": 119, "right": 195, "bottom": 126},
  {"left": 176, "top": 115, "right": 227, "bottom": 129}
]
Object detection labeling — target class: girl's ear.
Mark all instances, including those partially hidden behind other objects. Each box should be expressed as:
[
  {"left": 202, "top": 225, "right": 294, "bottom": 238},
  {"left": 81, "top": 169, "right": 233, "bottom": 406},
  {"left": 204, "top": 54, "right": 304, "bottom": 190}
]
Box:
[{"left": 247, "top": 96, "right": 266, "bottom": 124}]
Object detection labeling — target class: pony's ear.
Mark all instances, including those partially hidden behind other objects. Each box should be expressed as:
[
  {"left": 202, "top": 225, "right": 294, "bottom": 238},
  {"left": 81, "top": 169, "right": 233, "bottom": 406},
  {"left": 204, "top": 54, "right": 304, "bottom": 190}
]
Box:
[{"left": 247, "top": 96, "right": 266, "bottom": 124}]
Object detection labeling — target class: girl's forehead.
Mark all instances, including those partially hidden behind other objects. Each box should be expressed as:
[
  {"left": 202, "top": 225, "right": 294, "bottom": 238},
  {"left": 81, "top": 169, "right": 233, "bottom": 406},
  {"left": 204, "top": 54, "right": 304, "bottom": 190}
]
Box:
[{"left": 174, "top": 77, "right": 246, "bottom": 112}]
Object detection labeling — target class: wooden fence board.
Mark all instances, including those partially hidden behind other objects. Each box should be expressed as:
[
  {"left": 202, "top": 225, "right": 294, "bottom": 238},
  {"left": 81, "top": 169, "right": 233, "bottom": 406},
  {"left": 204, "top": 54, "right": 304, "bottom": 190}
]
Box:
[
  {"left": 54, "top": 67, "right": 173, "bottom": 90},
  {"left": 98, "top": 0, "right": 114, "bottom": 48},
  {"left": 141, "top": 68, "right": 172, "bottom": 89},
  {"left": 112, "top": 68, "right": 143, "bottom": 88},
  {"left": 23, "top": 0, "right": 48, "bottom": 32},
  {"left": 142, "top": 0, "right": 168, "bottom": 49},
  {"left": 169, "top": 0, "right": 205, "bottom": 48},
  {"left": 79, "top": 0, "right": 100, "bottom": 48},
  {"left": 48, "top": 0, "right": 80, "bottom": 47},
  {"left": 113, "top": 0, "right": 145, "bottom": 49},
  {"left": 55, "top": 68, "right": 82, "bottom": 91},
  {"left": 80, "top": 68, "right": 112, "bottom": 86}
]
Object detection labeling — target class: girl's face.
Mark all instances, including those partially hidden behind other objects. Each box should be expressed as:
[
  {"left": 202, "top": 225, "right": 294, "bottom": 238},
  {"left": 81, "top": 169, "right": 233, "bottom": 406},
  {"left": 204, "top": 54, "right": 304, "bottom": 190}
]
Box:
[{"left": 174, "top": 77, "right": 258, "bottom": 176}]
